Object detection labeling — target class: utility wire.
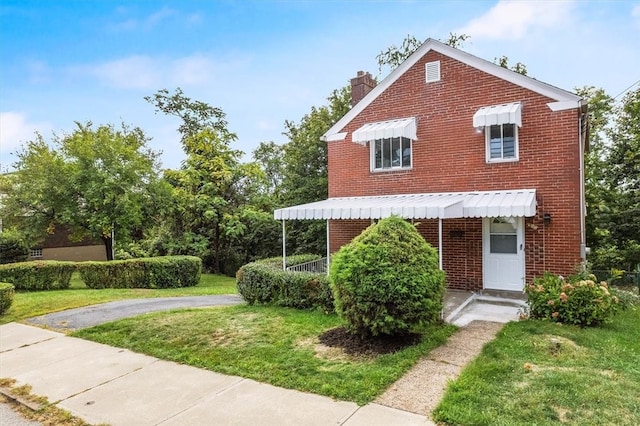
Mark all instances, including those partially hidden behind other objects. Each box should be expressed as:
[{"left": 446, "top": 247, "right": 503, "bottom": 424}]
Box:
[{"left": 612, "top": 78, "right": 640, "bottom": 100}]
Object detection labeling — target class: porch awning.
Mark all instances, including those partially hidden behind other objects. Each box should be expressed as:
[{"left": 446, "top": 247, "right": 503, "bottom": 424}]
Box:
[
  {"left": 274, "top": 189, "right": 536, "bottom": 220},
  {"left": 352, "top": 117, "right": 417, "bottom": 144},
  {"left": 473, "top": 102, "right": 522, "bottom": 128}
]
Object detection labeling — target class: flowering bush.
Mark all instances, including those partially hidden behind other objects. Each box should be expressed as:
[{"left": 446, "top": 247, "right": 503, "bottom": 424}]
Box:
[{"left": 525, "top": 271, "right": 620, "bottom": 326}]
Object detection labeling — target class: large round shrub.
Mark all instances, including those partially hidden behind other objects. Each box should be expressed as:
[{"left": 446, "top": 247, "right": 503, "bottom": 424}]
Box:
[{"left": 329, "top": 216, "right": 446, "bottom": 337}]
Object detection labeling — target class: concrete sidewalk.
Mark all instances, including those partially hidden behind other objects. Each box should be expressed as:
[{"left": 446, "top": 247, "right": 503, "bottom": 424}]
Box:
[{"left": 0, "top": 322, "right": 433, "bottom": 426}]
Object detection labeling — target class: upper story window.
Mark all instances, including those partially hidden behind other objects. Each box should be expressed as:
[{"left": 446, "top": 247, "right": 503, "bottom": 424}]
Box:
[
  {"left": 351, "top": 117, "right": 417, "bottom": 172},
  {"left": 473, "top": 102, "right": 522, "bottom": 164},
  {"left": 372, "top": 137, "right": 412, "bottom": 171},
  {"left": 487, "top": 123, "right": 517, "bottom": 162}
]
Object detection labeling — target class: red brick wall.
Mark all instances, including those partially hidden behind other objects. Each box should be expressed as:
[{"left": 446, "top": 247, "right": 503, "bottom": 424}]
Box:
[{"left": 327, "top": 51, "right": 582, "bottom": 288}]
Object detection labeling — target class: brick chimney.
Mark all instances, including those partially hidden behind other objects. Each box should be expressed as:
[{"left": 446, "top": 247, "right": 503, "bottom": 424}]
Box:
[{"left": 350, "top": 71, "right": 376, "bottom": 106}]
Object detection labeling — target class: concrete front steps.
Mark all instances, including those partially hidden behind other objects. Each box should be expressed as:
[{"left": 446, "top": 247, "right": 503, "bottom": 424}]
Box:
[{"left": 445, "top": 290, "right": 528, "bottom": 326}]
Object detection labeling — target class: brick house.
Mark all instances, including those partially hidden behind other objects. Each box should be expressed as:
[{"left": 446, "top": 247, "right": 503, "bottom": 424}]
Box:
[
  {"left": 28, "top": 226, "right": 106, "bottom": 262},
  {"left": 275, "top": 39, "right": 587, "bottom": 292}
]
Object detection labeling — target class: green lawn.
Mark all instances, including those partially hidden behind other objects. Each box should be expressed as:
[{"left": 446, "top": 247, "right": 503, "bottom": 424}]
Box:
[
  {"left": 0, "top": 273, "right": 237, "bottom": 324},
  {"left": 73, "top": 305, "right": 457, "bottom": 405},
  {"left": 433, "top": 308, "right": 640, "bottom": 425}
]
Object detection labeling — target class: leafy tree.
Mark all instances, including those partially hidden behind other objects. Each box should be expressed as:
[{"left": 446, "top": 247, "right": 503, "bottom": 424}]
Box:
[
  {"left": 576, "top": 86, "right": 616, "bottom": 268},
  {"left": 144, "top": 88, "right": 229, "bottom": 141},
  {"left": 151, "top": 128, "right": 251, "bottom": 272},
  {"left": 376, "top": 34, "right": 422, "bottom": 74},
  {"left": 280, "top": 86, "right": 351, "bottom": 255},
  {"left": 442, "top": 32, "right": 470, "bottom": 49},
  {"left": 579, "top": 85, "right": 640, "bottom": 271},
  {"left": 376, "top": 33, "right": 527, "bottom": 76},
  {"left": 376, "top": 32, "right": 469, "bottom": 74},
  {"left": 0, "top": 229, "right": 29, "bottom": 264},
  {"left": 607, "top": 87, "right": 640, "bottom": 269},
  {"left": 252, "top": 141, "right": 285, "bottom": 206},
  {"left": 493, "top": 56, "right": 528, "bottom": 75},
  {"left": 1, "top": 122, "right": 161, "bottom": 260},
  {"left": 144, "top": 88, "right": 281, "bottom": 273}
]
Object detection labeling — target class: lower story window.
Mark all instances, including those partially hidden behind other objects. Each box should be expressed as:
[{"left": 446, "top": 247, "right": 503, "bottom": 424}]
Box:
[
  {"left": 372, "top": 136, "right": 412, "bottom": 171},
  {"left": 30, "top": 248, "right": 43, "bottom": 258}
]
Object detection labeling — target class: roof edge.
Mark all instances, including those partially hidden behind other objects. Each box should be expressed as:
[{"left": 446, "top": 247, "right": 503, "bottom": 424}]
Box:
[{"left": 323, "top": 38, "right": 582, "bottom": 141}]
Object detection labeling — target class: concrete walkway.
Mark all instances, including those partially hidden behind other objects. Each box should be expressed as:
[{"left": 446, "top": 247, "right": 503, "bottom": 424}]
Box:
[
  {"left": 376, "top": 292, "right": 526, "bottom": 416},
  {"left": 1, "top": 291, "right": 526, "bottom": 425}
]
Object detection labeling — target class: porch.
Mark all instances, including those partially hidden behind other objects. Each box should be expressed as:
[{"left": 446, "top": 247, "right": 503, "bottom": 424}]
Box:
[{"left": 274, "top": 189, "right": 537, "bottom": 292}]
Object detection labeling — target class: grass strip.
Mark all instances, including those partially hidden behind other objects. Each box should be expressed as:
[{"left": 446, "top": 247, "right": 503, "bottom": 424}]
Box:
[
  {"left": 74, "top": 305, "right": 456, "bottom": 405},
  {"left": 0, "top": 378, "right": 97, "bottom": 426},
  {"left": 433, "top": 308, "right": 640, "bottom": 425}
]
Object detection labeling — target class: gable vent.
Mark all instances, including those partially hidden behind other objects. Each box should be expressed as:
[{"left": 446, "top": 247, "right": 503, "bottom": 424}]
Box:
[{"left": 425, "top": 61, "right": 441, "bottom": 83}]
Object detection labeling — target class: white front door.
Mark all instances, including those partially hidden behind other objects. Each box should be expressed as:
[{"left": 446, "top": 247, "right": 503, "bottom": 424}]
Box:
[{"left": 483, "top": 217, "right": 525, "bottom": 291}]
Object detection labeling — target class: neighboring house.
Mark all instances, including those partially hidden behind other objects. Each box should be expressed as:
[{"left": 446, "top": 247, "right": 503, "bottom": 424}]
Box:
[
  {"left": 275, "top": 38, "right": 587, "bottom": 292},
  {"left": 1, "top": 175, "right": 106, "bottom": 262},
  {"left": 28, "top": 226, "right": 106, "bottom": 262}
]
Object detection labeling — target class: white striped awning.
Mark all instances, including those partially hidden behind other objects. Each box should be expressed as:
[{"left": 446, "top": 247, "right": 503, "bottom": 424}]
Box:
[
  {"left": 274, "top": 189, "right": 536, "bottom": 220},
  {"left": 473, "top": 102, "right": 522, "bottom": 128},
  {"left": 352, "top": 117, "right": 417, "bottom": 144}
]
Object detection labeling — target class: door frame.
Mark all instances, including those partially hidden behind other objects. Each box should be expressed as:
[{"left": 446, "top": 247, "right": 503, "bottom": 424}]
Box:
[{"left": 482, "top": 216, "right": 525, "bottom": 291}]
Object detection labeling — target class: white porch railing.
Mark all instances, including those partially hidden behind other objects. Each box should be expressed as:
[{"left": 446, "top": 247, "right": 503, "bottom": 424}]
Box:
[{"left": 286, "top": 257, "right": 328, "bottom": 274}]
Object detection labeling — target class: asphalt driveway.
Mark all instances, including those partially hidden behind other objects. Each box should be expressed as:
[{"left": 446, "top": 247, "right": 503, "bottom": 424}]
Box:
[{"left": 25, "top": 295, "right": 244, "bottom": 331}]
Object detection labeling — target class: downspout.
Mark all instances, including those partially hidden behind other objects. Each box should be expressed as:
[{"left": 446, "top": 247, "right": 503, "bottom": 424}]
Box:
[
  {"left": 578, "top": 103, "right": 587, "bottom": 264},
  {"left": 282, "top": 220, "right": 286, "bottom": 271}
]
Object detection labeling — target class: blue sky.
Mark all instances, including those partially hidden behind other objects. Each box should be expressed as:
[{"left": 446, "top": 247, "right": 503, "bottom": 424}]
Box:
[{"left": 1, "top": 0, "right": 639, "bottom": 171}]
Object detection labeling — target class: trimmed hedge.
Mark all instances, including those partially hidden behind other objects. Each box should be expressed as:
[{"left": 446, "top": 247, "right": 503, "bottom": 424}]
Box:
[
  {"left": 78, "top": 256, "right": 202, "bottom": 289},
  {"left": 0, "top": 261, "right": 75, "bottom": 291},
  {"left": 236, "top": 255, "right": 334, "bottom": 311},
  {"left": 0, "top": 282, "right": 15, "bottom": 314}
]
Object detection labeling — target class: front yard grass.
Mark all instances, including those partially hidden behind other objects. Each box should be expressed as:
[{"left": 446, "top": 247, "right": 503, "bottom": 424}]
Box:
[
  {"left": 73, "top": 305, "right": 457, "bottom": 405},
  {"left": 433, "top": 308, "right": 640, "bottom": 425},
  {"left": 0, "top": 273, "right": 236, "bottom": 324}
]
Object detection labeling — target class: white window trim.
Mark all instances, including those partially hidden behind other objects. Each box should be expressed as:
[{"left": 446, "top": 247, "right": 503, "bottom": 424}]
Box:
[
  {"left": 485, "top": 124, "right": 519, "bottom": 163},
  {"left": 369, "top": 137, "right": 413, "bottom": 172},
  {"left": 30, "top": 248, "right": 43, "bottom": 258}
]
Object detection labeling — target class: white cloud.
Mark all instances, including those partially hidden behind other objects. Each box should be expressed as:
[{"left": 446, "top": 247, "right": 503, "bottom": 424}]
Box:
[
  {"left": 633, "top": 4, "right": 640, "bottom": 25},
  {"left": 170, "top": 55, "right": 217, "bottom": 86},
  {"left": 186, "top": 13, "right": 203, "bottom": 26},
  {"left": 26, "top": 60, "right": 51, "bottom": 84},
  {"left": 83, "top": 53, "right": 252, "bottom": 90},
  {"left": 89, "top": 55, "right": 161, "bottom": 89},
  {"left": 145, "top": 6, "right": 176, "bottom": 29},
  {"left": 0, "top": 112, "right": 51, "bottom": 155},
  {"left": 459, "top": 0, "right": 575, "bottom": 40},
  {"left": 108, "top": 6, "right": 178, "bottom": 32}
]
